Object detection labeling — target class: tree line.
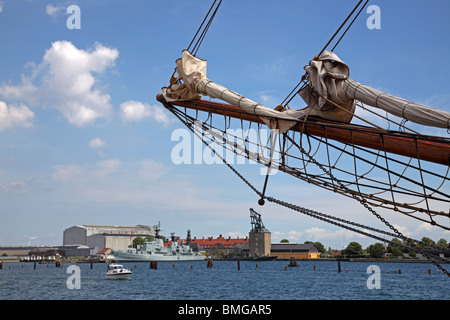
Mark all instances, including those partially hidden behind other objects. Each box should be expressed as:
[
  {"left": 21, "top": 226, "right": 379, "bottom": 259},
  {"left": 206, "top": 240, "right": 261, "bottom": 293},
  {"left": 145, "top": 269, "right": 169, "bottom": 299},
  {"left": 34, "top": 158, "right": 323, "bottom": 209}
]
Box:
[{"left": 302, "top": 237, "right": 448, "bottom": 258}]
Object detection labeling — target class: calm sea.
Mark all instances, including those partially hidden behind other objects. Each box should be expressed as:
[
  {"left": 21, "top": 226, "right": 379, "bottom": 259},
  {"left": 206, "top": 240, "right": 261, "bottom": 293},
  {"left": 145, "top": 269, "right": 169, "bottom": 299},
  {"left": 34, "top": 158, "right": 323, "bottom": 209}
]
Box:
[{"left": 0, "top": 260, "right": 449, "bottom": 300}]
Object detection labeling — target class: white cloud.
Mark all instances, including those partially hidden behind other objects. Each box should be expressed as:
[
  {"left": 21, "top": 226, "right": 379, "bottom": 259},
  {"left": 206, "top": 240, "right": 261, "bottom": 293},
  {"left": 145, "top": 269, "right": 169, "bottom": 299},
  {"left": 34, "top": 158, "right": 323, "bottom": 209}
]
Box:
[
  {"left": 0, "top": 101, "right": 34, "bottom": 132},
  {"left": 0, "top": 41, "right": 119, "bottom": 126},
  {"left": 272, "top": 227, "right": 363, "bottom": 246},
  {"left": 120, "top": 100, "right": 173, "bottom": 125},
  {"left": 137, "top": 160, "right": 170, "bottom": 181},
  {"left": 0, "top": 1, "right": 4, "bottom": 13},
  {"left": 51, "top": 159, "right": 167, "bottom": 185},
  {"left": 303, "top": 227, "right": 357, "bottom": 242},
  {"left": 287, "top": 230, "right": 304, "bottom": 242},
  {"left": 51, "top": 164, "right": 85, "bottom": 182},
  {"left": 45, "top": 4, "right": 64, "bottom": 18},
  {"left": 46, "top": 158, "right": 242, "bottom": 213},
  {"left": 225, "top": 231, "right": 247, "bottom": 239},
  {"left": 93, "top": 159, "right": 122, "bottom": 178},
  {"left": 258, "top": 92, "right": 281, "bottom": 108},
  {"left": 51, "top": 159, "right": 123, "bottom": 182},
  {"left": 89, "top": 137, "right": 106, "bottom": 149},
  {"left": 0, "top": 180, "right": 26, "bottom": 193}
]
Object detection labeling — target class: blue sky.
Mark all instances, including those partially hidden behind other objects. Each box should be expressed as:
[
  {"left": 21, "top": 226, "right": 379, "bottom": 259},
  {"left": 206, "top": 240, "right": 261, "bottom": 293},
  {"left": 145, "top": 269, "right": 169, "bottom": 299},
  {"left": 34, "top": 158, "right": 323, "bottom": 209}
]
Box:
[{"left": 0, "top": 0, "right": 449, "bottom": 249}]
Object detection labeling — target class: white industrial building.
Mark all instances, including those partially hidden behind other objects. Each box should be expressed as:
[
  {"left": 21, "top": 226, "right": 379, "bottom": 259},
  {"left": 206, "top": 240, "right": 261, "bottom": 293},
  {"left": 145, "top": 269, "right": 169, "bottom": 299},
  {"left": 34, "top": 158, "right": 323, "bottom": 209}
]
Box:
[{"left": 63, "top": 225, "right": 156, "bottom": 254}]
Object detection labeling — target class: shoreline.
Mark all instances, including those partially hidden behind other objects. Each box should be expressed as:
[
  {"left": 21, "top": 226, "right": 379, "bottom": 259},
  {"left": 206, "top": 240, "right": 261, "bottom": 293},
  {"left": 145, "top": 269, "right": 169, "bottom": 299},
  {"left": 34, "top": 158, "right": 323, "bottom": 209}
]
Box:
[
  {"left": 292, "top": 257, "right": 449, "bottom": 264},
  {"left": 217, "top": 257, "right": 449, "bottom": 264},
  {"left": 2, "top": 257, "right": 447, "bottom": 264}
]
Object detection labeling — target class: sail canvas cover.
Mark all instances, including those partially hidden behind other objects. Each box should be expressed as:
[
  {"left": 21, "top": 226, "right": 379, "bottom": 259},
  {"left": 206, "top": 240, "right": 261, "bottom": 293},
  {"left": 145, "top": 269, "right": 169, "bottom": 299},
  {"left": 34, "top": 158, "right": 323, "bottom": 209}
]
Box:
[
  {"left": 163, "top": 50, "right": 450, "bottom": 130},
  {"left": 301, "top": 51, "right": 450, "bottom": 129},
  {"left": 343, "top": 78, "right": 450, "bottom": 128},
  {"left": 163, "top": 50, "right": 297, "bottom": 132}
]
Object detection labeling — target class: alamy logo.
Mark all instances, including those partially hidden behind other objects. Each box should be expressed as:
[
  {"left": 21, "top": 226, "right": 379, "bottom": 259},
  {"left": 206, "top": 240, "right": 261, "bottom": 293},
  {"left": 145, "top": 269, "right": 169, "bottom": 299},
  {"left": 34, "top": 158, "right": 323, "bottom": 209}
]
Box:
[
  {"left": 66, "top": 265, "right": 81, "bottom": 289},
  {"left": 66, "top": 5, "right": 81, "bottom": 30},
  {"left": 366, "top": 5, "right": 381, "bottom": 30},
  {"left": 366, "top": 265, "right": 381, "bottom": 289}
]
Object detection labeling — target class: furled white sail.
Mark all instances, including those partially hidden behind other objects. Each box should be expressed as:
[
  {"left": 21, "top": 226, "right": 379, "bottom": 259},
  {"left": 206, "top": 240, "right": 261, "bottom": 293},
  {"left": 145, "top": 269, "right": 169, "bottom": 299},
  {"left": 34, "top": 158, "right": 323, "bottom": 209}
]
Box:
[
  {"left": 301, "top": 50, "right": 450, "bottom": 129},
  {"left": 343, "top": 78, "right": 450, "bottom": 128},
  {"left": 162, "top": 50, "right": 298, "bottom": 132},
  {"left": 163, "top": 50, "right": 450, "bottom": 130}
]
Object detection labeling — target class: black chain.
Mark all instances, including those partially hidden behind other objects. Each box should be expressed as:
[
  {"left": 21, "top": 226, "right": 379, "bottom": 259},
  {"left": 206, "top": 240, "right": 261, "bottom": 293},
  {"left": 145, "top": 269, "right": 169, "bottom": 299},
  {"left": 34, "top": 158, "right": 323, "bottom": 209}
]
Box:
[
  {"left": 163, "top": 102, "right": 450, "bottom": 277},
  {"left": 290, "top": 140, "right": 450, "bottom": 276}
]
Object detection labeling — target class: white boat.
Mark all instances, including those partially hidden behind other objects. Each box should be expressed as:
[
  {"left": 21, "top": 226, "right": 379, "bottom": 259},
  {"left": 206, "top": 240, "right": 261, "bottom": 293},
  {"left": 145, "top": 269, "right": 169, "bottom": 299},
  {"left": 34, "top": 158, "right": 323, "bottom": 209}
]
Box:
[{"left": 104, "top": 264, "right": 132, "bottom": 280}]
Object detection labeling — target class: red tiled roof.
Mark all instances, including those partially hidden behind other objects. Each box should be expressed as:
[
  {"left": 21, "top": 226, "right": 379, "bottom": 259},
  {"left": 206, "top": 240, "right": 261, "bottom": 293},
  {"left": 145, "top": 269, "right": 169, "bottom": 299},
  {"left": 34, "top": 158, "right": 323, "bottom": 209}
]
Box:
[{"left": 165, "top": 237, "right": 249, "bottom": 248}]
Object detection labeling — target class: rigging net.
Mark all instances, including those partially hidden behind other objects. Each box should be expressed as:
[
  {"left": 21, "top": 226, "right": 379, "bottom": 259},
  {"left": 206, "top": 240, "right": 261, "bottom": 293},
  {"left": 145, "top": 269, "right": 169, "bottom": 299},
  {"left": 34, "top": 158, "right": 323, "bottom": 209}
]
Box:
[
  {"left": 158, "top": 0, "right": 450, "bottom": 276},
  {"left": 159, "top": 95, "right": 450, "bottom": 276}
]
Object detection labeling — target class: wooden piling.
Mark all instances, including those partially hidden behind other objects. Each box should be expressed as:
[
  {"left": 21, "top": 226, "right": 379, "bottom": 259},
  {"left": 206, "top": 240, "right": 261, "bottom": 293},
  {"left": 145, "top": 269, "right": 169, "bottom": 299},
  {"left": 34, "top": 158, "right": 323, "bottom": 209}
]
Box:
[
  {"left": 90, "top": 260, "right": 93, "bottom": 269},
  {"left": 398, "top": 269, "right": 401, "bottom": 274},
  {"left": 313, "top": 265, "right": 316, "bottom": 270},
  {"left": 56, "top": 261, "right": 60, "bottom": 268},
  {"left": 256, "top": 264, "right": 258, "bottom": 269},
  {"left": 34, "top": 261, "right": 36, "bottom": 270},
  {"left": 337, "top": 260, "right": 341, "bottom": 273},
  {"left": 0, "top": 262, "right": 3, "bottom": 270},
  {"left": 237, "top": 260, "right": 240, "bottom": 271},
  {"left": 428, "top": 269, "right": 431, "bottom": 275}
]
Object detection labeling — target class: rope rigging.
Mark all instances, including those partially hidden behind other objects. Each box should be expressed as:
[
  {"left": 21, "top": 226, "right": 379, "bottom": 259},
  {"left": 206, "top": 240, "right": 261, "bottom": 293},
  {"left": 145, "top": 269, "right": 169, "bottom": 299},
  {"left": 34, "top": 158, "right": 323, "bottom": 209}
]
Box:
[
  {"left": 159, "top": 0, "right": 450, "bottom": 277},
  {"left": 187, "top": 0, "right": 222, "bottom": 57},
  {"left": 160, "top": 99, "right": 450, "bottom": 277},
  {"left": 281, "top": 0, "right": 370, "bottom": 108},
  {"left": 259, "top": 0, "right": 371, "bottom": 206},
  {"left": 158, "top": 94, "right": 450, "bottom": 224},
  {"left": 330, "top": 0, "right": 370, "bottom": 52},
  {"left": 318, "top": 0, "right": 367, "bottom": 58},
  {"left": 170, "top": 0, "right": 222, "bottom": 80}
]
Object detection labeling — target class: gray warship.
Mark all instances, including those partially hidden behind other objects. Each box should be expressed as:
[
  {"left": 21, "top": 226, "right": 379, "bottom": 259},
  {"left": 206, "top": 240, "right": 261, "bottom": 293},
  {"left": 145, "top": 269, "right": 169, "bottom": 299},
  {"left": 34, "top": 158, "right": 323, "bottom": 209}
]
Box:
[{"left": 112, "top": 226, "right": 206, "bottom": 262}]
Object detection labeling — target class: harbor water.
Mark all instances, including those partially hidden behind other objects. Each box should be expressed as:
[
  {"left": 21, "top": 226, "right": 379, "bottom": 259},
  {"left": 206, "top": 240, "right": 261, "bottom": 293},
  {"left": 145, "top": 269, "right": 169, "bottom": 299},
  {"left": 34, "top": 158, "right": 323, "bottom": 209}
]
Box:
[{"left": 0, "top": 260, "right": 449, "bottom": 300}]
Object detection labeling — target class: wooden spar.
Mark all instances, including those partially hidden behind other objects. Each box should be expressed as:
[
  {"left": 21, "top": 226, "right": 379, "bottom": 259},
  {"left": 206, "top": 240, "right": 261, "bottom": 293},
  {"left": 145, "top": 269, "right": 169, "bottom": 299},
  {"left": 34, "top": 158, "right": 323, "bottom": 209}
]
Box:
[{"left": 157, "top": 94, "right": 450, "bottom": 166}]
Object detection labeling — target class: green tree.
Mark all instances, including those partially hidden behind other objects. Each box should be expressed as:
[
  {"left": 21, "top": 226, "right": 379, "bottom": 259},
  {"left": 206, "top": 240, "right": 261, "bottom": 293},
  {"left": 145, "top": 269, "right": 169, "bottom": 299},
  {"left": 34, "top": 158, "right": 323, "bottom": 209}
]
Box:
[
  {"left": 342, "top": 242, "right": 363, "bottom": 256},
  {"left": 132, "top": 236, "right": 145, "bottom": 248},
  {"left": 419, "top": 237, "right": 435, "bottom": 249},
  {"left": 304, "top": 241, "right": 326, "bottom": 254},
  {"left": 280, "top": 239, "right": 289, "bottom": 243},
  {"left": 368, "top": 243, "right": 385, "bottom": 258},
  {"left": 437, "top": 238, "right": 448, "bottom": 248},
  {"left": 387, "top": 238, "right": 403, "bottom": 257}
]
